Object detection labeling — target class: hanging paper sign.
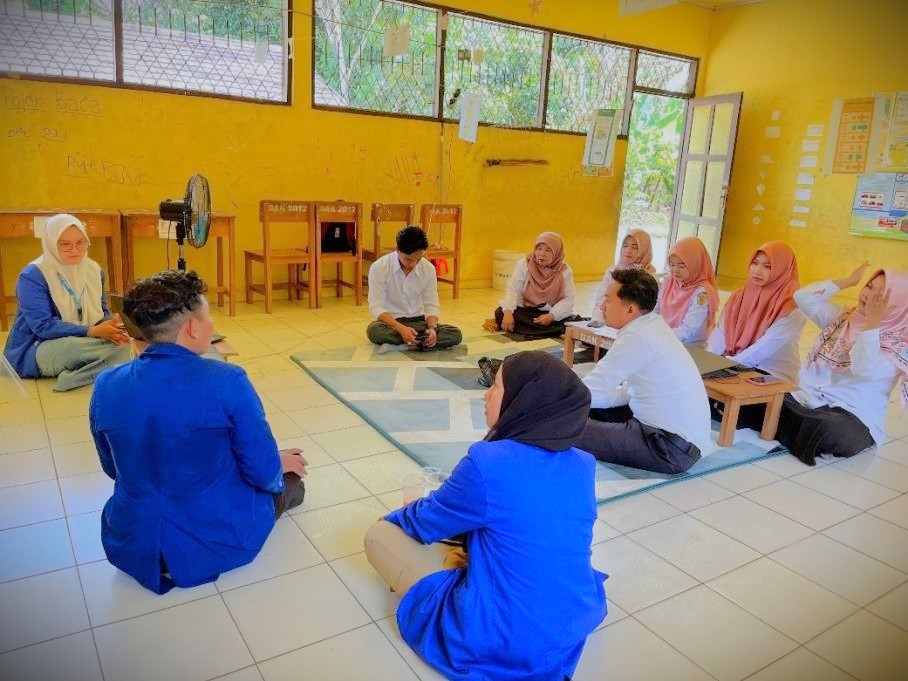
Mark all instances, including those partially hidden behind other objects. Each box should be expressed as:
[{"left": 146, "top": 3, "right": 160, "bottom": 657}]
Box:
[
  {"left": 582, "top": 108, "right": 622, "bottom": 167},
  {"left": 459, "top": 91, "right": 482, "bottom": 143},
  {"left": 383, "top": 25, "right": 410, "bottom": 57}
]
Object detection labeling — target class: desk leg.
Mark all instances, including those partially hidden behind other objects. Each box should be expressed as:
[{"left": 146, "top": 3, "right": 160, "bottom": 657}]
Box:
[
  {"left": 216, "top": 236, "right": 224, "bottom": 308},
  {"left": 227, "top": 219, "right": 236, "bottom": 316},
  {"left": 563, "top": 327, "right": 575, "bottom": 366},
  {"left": 263, "top": 259, "right": 274, "bottom": 314},
  {"left": 717, "top": 399, "right": 741, "bottom": 447},
  {"left": 0, "top": 248, "right": 7, "bottom": 331},
  {"left": 593, "top": 339, "right": 601, "bottom": 363},
  {"left": 109, "top": 230, "right": 124, "bottom": 295},
  {"left": 761, "top": 394, "right": 785, "bottom": 441},
  {"left": 122, "top": 221, "right": 133, "bottom": 289},
  {"left": 245, "top": 256, "right": 253, "bottom": 304}
]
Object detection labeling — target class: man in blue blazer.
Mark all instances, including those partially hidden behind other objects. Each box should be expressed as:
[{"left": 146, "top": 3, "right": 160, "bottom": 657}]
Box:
[{"left": 89, "top": 270, "right": 308, "bottom": 594}]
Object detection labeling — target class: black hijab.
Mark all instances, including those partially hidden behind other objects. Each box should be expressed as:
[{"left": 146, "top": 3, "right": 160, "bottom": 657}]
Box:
[{"left": 485, "top": 351, "right": 591, "bottom": 452}]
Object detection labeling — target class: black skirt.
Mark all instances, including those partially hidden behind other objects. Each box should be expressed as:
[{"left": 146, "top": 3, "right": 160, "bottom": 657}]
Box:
[{"left": 739, "top": 394, "right": 874, "bottom": 466}]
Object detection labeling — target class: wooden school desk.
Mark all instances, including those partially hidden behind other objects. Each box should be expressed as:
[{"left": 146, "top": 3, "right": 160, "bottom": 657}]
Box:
[
  {"left": 562, "top": 321, "right": 618, "bottom": 365},
  {"left": 704, "top": 371, "right": 796, "bottom": 447},
  {"left": 120, "top": 211, "right": 237, "bottom": 316},
  {"left": 0, "top": 209, "right": 123, "bottom": 331}
]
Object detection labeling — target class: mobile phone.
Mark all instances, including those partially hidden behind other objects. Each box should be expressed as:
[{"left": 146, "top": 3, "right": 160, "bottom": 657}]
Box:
[
  {"left": 746, "top": 375, "right": 782, "bottom": 385},
  {"left": 588, "top": 320, "right": 604, "bottom": 328}
]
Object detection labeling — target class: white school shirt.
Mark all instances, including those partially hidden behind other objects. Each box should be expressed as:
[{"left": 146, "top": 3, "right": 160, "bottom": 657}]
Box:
[
  {"left": 590, "top": 266, "right": 616, "bottom": 324},
  {"left": 498, "top": 258, "right": 576, "bottom": 321},
  {"left": 368, "top": 251, "right": 441, "bottom": 320},
  {"left": 582, "top": 312, "right": 713, "bottom": 453},
  {"left": 707, "top": 309, "right": 806, "bottom": 383},
  {"left": 655, "top": 283, "right": 710, "bottom": 347},
  {"left": 791, "top": 280, "right": 899, "bottom": 447}
]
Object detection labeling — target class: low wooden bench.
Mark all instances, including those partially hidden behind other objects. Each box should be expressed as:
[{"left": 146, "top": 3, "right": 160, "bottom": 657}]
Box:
[
  {"left": 562, "top": 321, "right": 618, "bottom": 365},
  {"left": 704, "top": 371, "right": 796, "bottom": 447}
]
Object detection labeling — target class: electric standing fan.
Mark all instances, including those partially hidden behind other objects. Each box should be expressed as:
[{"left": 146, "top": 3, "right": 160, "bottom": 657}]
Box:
[{"left": 158, "top": 174, "right": 211, "bottom": 271}]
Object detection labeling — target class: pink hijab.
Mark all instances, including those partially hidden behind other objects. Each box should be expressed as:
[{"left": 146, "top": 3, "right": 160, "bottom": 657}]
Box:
[
  {"left": 524, "top": 232, "right": 566, "bottom": 307},
  {"left": 660, "top": 236, "right": 719, "bottom": 331},
  {"left": 723, "top": 241, "right": 800, "bottom": 356},
  {"left": 616, "top": 229, "right": 657, "bottom": 275},
  {"left": 808, "top": 268, "right": 908, "bottom": 406}
]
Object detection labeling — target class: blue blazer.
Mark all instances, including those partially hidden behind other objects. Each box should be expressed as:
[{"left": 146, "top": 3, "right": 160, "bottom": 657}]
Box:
[
  {"left": 3, "top": 263, "right": 109, "bottom": 377},
  {"left": 89, "top": 344, "right": 285, "bottom": 594},
  {"left": 386, "top": 440, "right": 607, "bottom": 681}
]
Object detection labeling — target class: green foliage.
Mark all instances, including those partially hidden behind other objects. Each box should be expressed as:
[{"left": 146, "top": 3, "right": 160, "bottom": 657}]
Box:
[
  {"left": 314, "top": 0, "right": 436, "bottom": 115},
  {"left": 620, "top": 93, "right": 684, "bottom": 233}
]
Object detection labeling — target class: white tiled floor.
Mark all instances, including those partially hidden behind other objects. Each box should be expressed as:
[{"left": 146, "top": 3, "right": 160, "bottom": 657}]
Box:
[{"left": 1, "top": 283, "right": 907, "bottom": 680}]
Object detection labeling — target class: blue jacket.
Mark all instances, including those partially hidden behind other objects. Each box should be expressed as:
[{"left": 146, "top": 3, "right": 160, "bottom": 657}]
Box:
[
  {"left": 3, "top": 263, "right": 109, "bottom": 377},
  {"left": 386, "top": 440, "right": 607, "bottom": 681},
  {"left": 89, "top": 344, "right": 285, "bottom": 594}
]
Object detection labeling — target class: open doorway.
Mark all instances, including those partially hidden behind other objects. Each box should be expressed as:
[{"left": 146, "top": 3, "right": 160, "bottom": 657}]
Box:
[{"left": 616, "top": 92, "right": 685, "bottom": 273}]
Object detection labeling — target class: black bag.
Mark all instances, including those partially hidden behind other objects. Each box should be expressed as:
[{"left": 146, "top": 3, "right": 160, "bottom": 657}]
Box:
[{"left": 321, "top": 222, "right": 356, "bottom": 254}]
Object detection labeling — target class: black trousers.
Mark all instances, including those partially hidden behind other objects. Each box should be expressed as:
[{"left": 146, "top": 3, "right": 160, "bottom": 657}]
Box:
[
  {"left": 274, "top": 473, "right": 306, "bottom": 518},
  {"left": 494, "top": 305, "right": 566, "bottom": 338},
  {"left": 738, "top": 395, "right": 873, "bottom": 466},
  {"left": 575, "top": 406, "right": 701, "bottom": 474}
]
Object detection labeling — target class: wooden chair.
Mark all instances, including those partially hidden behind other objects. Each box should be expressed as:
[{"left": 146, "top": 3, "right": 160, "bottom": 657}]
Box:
[
  {"left": 420, "top": 204, "right": 462, "bottom": 299},
  {"left": 244, "top": 200, "right": 318, "bottom": 313},
  {"left": 314, "top": 201, "right": 363, "bottom": 305},
  {"left": 364, "top": 203, "right": 415, "bottom": 263}
]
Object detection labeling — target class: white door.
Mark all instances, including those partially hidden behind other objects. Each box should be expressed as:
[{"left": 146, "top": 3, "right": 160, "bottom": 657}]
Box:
[{"left": 669, "top": 92, "right": 743, "bottom": 270}]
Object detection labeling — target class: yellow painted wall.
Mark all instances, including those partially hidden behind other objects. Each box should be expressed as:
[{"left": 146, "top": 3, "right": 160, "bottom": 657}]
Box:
[
  {"left": 0, "top": 0, "right": 713, "bottom": 301},
  {"left": 703, "top": 0, "right": 908, "bottom": 297}
]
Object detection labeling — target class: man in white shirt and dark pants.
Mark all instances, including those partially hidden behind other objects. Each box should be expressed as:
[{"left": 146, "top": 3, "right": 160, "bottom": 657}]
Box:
[
  {"left": 367, "top": 226, "right": 462, "bottom": 350},
  {"left": 576, "top": 269, "right": 713, "bottom": 473}
]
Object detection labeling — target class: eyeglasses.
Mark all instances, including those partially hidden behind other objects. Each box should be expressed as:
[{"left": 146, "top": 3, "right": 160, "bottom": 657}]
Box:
[{"left": 58, "top": 239, "right": 90, "bottom": 252}]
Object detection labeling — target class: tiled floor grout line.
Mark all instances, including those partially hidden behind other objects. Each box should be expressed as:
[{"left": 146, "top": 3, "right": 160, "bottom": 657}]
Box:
[{"left": 3, "top": 286, "right": 908, "bottom": 679}]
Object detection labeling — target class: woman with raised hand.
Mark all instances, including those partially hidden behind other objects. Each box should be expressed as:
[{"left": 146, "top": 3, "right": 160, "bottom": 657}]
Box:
[
  {"left": 707, "top": 241, "right": 805, "bottom": 382},
  {"left": 364, "top": 350, "right": 607, "bottom": 680},
  {"left": 748, "top": 262, "right": 907, "bottom": 465},
  {"left": 656, "top": 236, "right": 720, "bottom": 346},
  {"left": 3, "top": 213, "right": 130, "bottom": 391}
]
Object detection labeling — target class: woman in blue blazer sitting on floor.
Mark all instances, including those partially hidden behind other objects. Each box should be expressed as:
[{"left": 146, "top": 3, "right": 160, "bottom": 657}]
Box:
[
  {"left": 3, "top": 213, "right": 131, "bottom": 391},
  {"left": 365, "top": 350, "right": 607, "bottom": 680}
]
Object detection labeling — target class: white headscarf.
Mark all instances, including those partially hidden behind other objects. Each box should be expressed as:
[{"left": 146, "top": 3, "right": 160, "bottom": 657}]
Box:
[{"left": 31, "top": 214, "right": 105, "bottom": 327}]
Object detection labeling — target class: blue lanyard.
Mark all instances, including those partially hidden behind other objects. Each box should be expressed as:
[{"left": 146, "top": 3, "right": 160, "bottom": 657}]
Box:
[{"left": 57, "top": 275, "right": 84, "bottom": 323}]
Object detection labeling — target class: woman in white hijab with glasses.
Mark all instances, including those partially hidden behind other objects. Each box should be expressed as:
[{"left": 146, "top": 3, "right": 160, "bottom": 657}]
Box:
[{"left": 3, "top": 213, "right": 131, "bottom": 391}]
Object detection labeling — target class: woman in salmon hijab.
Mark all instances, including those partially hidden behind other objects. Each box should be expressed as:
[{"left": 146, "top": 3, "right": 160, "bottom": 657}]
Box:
[
  {"left": 492, "top": 232, "right": 577, "bottom": 337},
  {"left": 742, "top": 263, "right": 908, "bottom": 466},
  {"left": 707, "top": 241, "right": 806, "bottom": 382},
  {"left": 655, "top": 236, "right": 719, "bottom": 346},
  {"left": 591, "top": 229, "right": 657, "bottom": 324},
  {"left": 3, "top": 213, "right": 131, "bottom": 391}
]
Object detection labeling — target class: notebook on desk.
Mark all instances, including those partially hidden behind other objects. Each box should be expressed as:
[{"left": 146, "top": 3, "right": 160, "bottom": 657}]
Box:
[
  {"left": 684, "top": 344, "right": 741, "bottom": 378},
  {"left": 108, "top": 294, "right": 225, "bottom": 344}
]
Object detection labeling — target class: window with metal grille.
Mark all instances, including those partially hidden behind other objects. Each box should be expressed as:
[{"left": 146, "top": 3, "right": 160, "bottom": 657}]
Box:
[
  {"left": 634, "top": 49, "right": 695, "bottom": 95},
  {"left": 443, "top": 14, "right": 544, "bottom": 128},
  {"left": 313, "top": 0, "right": 438, "bottom": 116},
  {"left": 545, "top": 34, "right": 632, "bottom": 134},
  {"left": 0, "top": 0, "right": 117, "bottom": 81},
  {"left": 0, "top": 0, "right": 290, "bottom": 103},
  {"left": 122, "top": 1, "right": 288, "bottom": 102}
]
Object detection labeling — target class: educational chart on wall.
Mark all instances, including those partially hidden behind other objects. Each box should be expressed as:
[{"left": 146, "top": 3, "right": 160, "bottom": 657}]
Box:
[
  {"left": 824, "top": 96, "right": 886, "bottom": 175},
  {"left": 849, "top": 172, "right": 908, "bottom": 241},
  {"left": 876, "top": 91, "right": 908, "bottom": 173},
  {"left": 582, "top": 108, "right": 621, "bottom": 167}
]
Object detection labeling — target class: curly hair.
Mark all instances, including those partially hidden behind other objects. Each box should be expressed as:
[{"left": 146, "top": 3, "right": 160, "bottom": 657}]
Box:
[
  {"left": 123, "top": 270, "right": 208, "bottom": 342},
  {"left": 396, "top": 225, "right": 429, "bottom": 254},
  {"left": 611, "top": 268, "right": 659, "bottom": 313}
]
